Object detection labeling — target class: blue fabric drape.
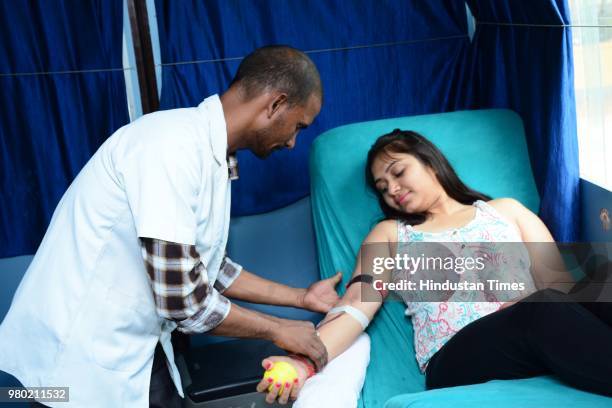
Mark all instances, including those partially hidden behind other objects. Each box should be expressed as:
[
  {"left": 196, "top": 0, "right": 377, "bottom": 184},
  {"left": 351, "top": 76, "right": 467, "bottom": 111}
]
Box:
[
  {"left": 465, "top": 0, "right": 579, "bottom": 241},
  {"left": 0, "top": 0, "right": 129, "bottom": 257},
  {"left": 1, "top": 0, "right": 577, "bottom": 257},
  {"left": 155, "top": 0, "right": 580, "bottom": 241},
  {"left": 154, "top": 0, "right": 472, "bottom": 216}
]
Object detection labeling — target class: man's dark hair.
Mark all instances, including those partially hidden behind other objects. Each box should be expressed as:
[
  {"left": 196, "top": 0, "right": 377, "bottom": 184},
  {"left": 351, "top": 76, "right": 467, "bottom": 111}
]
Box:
[
  {"left": 365, "top": 129, "right": 492, "bottom": 226},
  {"left": 230, "top": 45, "right": 322, "bottom": 106}
]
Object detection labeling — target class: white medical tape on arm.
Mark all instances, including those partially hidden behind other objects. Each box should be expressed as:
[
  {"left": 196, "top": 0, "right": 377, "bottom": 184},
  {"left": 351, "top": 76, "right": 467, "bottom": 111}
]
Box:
[{"left": 329, "top": 305, "right": 370, "bottom": 330}]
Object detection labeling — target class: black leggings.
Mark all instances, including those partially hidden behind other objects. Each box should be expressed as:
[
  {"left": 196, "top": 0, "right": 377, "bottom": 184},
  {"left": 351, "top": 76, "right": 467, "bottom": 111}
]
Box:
[{"left": 425, "top": 289, "right": 612, "bottom": 397}]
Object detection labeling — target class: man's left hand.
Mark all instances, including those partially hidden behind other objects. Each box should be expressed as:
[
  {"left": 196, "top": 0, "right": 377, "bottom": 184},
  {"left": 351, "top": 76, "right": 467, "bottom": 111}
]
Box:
[{"left": 300, "top": 272, "right": 342, "bottom": 313}]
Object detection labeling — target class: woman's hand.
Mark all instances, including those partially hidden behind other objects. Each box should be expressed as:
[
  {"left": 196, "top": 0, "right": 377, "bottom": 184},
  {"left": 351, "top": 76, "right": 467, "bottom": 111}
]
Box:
[{"left": 256, "top": 356, "right": 310, "bottom": 405}]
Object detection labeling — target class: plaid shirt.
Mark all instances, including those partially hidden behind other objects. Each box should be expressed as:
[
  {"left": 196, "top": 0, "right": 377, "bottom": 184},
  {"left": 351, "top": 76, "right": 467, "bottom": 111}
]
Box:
[{"left": 140, "top": 238, "right": 242, "bottom": 334}]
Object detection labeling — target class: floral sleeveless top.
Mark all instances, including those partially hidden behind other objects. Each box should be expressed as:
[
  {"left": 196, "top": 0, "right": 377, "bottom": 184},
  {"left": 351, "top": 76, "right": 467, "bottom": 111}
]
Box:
[{"left": 394, "top": 200, "right": 536, "bottom": 372}]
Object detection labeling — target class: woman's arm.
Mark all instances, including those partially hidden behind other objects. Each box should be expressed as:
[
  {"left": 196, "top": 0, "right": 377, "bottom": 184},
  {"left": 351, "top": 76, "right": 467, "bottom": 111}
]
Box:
[
  {"left": 312, "top": 219, "right": 397, "bottom": 358},
  {"left": 256, "top": 220, "right": 397, "bottom": 403},
  {"left": 490, "top": 198, "right": 575, "bottom": 294}
]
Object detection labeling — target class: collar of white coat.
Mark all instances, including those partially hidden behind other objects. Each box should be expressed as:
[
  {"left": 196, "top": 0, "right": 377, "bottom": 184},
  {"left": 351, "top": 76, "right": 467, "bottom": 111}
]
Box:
[{"left": 198, "top": 94, "right": 228, "bottom": 167}]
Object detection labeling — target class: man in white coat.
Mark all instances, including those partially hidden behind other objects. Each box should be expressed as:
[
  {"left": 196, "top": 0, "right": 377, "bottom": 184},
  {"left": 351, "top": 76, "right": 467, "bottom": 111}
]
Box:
[{"left": 0, "top": 45, "right": 340, "bottom": 407}]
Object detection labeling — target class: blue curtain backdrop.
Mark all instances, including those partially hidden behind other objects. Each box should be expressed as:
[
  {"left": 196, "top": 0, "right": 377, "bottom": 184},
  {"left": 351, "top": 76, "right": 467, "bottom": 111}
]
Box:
[
  {"left": 465, "top": 0, "right": 579, "bottom": 241},
  {"left": 1, "top": 0, "right": 579, "bottom": 257},
  {"left": 155, "top": 0, "right": 579, "bottom": 241},
  {"left": 0, "top": 0, "right": 130, "bottom": 257},
  {"left": 154, "top": 0, "right": 473, "bottom": 216}
]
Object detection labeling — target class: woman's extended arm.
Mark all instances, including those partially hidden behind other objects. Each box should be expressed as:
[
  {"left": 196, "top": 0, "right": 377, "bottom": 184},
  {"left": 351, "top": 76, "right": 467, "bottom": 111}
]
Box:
[{"left": 256, "top": 220, "right": 397, "bottom": 404}]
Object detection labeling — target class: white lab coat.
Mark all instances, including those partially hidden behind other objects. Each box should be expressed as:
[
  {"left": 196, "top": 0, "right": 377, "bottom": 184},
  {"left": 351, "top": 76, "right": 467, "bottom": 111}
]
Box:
[{"left": 0, "top": 95, "right": 233, "bottom": 407}]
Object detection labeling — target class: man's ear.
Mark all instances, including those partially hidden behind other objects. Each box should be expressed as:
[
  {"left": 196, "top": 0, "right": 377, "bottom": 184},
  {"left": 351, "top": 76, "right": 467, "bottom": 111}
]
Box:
[{"left": 268, "top": 93, "right": 288, "bottom": 118}]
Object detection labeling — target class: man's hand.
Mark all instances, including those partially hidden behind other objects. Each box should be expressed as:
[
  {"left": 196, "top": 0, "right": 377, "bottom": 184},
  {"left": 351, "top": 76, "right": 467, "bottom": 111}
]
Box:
[
  {"left": 300, "top": 272, "right": 343, "bottom": 313},
  {"left": 270, "top": 319, "right": 328, "bottom": 371}
]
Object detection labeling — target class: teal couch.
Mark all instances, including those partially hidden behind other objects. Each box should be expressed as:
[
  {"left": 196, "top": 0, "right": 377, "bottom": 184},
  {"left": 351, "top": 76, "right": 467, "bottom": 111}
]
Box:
[{"left": 309, "top": 109, "right": 612, "bottom": 408}]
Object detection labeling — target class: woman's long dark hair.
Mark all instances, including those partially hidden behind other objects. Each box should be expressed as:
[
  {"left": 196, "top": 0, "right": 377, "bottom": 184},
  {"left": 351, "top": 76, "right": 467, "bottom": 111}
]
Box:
[{"left": 365, "top": 129, "right": 491, "bottom": 226}]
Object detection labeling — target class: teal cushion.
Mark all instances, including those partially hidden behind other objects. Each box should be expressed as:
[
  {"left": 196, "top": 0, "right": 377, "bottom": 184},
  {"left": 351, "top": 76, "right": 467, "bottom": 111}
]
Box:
[
  {"left": 308, "top": 110, "right": 606, "bottom": 407},
  {"left": 384, "top": 376, "right": 612, "bottom": 408}
]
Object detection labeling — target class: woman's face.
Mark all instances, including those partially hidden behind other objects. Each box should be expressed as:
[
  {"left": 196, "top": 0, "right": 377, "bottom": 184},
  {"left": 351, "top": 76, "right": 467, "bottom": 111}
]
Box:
[{"left": 370, "top": 152, "right": 442, "bottom": 214}]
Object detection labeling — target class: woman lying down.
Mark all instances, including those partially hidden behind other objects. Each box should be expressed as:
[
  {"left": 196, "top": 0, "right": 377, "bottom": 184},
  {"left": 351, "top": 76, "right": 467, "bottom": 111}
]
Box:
[{"left": 256, "top": 129, "right": 612, "bottom": 406}]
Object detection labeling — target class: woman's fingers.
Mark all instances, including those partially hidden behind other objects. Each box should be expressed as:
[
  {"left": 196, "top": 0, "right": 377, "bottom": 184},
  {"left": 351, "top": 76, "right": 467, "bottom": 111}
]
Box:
[
  {"left": 256, "top": 375, "right": 273, "bottom": 393},
  {"left": 265, "top": 380, "right": 281, "bottom": 404},
  {"left": 289, "top": 378, "right": 303, "bottom": 401},
  {"left": 257, "top": 358, "right": 273, "bottom": 393},
  {"left": 277, "top": 380, "right": 294, "bottom": 405},
  {"left": 261, "top": 358, "right": 273, "bottom": 370},
  {"left": 257, "top": 356, "right": 304, "bottom": 404}
]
